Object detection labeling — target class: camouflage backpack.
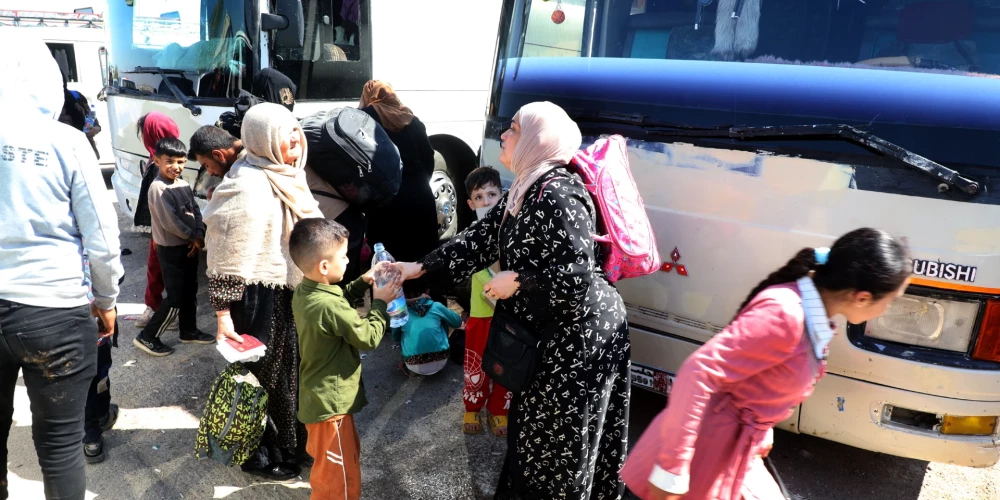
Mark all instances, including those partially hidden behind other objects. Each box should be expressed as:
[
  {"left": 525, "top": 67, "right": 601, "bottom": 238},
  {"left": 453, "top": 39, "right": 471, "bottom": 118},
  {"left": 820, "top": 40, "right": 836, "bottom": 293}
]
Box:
[{"left": 194, "top": 363, "right": 268, "bottom": 466}]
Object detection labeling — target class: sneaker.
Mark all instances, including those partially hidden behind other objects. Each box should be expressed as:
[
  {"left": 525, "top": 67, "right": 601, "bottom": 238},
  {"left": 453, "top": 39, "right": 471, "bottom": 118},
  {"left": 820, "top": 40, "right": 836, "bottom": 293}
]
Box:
[
  {"left": 83, "top": 437, "right": 105, "bottom": 464},
  {"left": 179, "top": 329, "right": 215, "bottom": 345},
  {"left": 99, "top": 404, "right": 120, "bottom": 432},
  {"left": 133, "top": 335, "right": 173, "bottom": 357},
  {"left": 134, "top": 306, "right": 155, "bottom": 328}
]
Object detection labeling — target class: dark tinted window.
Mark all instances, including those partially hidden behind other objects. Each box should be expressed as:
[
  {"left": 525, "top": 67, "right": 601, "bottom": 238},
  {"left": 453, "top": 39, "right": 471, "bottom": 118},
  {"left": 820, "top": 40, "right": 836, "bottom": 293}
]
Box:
[
  {"left": 516, "top": 0, "right": 1000, "bottom": 77},
  {"left": 272, "top": 0, "right": 372, "bottom": 100},
  {"left": 47, "top": 43, "right": 78, "bottom": 82}
]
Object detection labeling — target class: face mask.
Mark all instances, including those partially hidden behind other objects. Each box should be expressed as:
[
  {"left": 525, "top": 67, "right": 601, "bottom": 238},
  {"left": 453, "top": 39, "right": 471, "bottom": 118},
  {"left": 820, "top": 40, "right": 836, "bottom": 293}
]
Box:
[{"left": 476, "top": 206, "right": 491, "bottom": 220}]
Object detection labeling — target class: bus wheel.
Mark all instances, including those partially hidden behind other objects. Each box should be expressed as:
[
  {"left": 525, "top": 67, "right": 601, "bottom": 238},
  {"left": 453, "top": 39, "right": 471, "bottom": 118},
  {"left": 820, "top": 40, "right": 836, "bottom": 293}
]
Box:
[{"left": 431, "top": 150, "right": 460, "bottom": 242}]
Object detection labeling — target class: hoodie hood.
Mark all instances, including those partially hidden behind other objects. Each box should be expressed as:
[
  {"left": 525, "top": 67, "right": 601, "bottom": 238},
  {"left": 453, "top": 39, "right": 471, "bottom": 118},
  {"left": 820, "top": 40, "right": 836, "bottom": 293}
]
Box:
[{"left": 0, "top": 32, "right": 65, "bottom": 120}]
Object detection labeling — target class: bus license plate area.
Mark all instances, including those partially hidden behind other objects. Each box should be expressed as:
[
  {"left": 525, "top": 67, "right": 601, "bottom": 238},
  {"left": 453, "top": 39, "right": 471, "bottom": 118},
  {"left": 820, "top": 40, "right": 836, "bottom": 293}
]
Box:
[{"left": 630, "top": 364, "right": 674, "bottom": 397}]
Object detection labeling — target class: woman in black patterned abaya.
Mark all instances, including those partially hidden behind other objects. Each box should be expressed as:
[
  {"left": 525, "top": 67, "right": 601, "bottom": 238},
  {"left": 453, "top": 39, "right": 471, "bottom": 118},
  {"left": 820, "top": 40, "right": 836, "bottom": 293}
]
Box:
[{"left": 397, "top": 102, "right": 631, "bottom": 500}]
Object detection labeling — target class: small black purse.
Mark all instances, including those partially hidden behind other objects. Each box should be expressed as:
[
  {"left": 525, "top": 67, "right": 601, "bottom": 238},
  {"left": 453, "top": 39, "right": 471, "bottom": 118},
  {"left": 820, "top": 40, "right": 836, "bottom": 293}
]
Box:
[{"left": 482, "top": 309, "right": 551, "bottom": 394}]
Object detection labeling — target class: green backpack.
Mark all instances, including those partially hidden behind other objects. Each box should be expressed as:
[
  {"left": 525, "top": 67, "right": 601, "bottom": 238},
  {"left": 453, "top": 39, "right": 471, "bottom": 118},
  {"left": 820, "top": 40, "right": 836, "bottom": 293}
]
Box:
[{"left": 194, "top": 363, "right": 269, "bottom": 466}]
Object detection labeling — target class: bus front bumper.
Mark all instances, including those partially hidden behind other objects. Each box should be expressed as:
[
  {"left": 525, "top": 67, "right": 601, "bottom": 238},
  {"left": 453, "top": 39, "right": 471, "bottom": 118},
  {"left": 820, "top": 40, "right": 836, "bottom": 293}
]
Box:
[{"left": 792, "top": 372, "right": 1000, "bottom": 468}]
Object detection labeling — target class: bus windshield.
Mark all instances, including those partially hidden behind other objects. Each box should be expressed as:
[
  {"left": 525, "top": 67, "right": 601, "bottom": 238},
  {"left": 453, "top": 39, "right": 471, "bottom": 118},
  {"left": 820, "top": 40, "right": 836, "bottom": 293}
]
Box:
[
  {"left": 514, "top": 0, "right": 1000, "bottom": 77},
  {"left": 107, "top": 0, "right": 251, "bottom": 97}
]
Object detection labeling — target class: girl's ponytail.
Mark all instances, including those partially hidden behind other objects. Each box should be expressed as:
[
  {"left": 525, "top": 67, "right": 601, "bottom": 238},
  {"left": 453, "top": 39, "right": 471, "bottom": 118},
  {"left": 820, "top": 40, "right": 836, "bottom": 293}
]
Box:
[
  {"left": 737, "top": 228, "right": 910, "bottom": 316},
  {"left": 737, "top": 248, "right": 817, "bottom": 314}
]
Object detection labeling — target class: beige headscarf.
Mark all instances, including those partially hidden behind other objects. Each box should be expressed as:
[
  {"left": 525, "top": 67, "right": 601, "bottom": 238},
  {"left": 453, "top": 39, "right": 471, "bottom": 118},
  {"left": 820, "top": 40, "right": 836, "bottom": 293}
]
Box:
[
  {"left": 505, "top": 102, "right": 582, "bottom": 216},
  {"left": 241, "top": 102, "right": 320, "bottom": 224},
  {"left": 204, "top": 103, "right": 320, "bottom": 288}
]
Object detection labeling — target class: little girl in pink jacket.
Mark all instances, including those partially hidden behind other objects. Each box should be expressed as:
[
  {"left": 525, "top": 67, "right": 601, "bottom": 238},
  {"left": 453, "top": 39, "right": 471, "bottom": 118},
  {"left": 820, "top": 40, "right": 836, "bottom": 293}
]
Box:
[{"left": 623, "top": 228, "right": 911, "bottom": 500}]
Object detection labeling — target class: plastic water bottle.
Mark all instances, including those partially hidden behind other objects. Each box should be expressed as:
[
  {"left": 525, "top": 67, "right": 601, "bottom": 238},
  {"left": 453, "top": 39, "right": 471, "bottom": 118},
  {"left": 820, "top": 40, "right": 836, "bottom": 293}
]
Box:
[
  {"left": 84, "top": 105, "right": 96, "bottom": 134},
  {"left": 371, "top": 243, "right": 408, "bottom": 327}
]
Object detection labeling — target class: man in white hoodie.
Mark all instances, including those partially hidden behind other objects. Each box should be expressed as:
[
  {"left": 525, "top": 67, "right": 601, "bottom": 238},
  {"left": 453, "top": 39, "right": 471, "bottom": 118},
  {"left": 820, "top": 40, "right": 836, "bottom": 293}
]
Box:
[{"left": 0, "top": 34, "right": 124, "bottom": 500}]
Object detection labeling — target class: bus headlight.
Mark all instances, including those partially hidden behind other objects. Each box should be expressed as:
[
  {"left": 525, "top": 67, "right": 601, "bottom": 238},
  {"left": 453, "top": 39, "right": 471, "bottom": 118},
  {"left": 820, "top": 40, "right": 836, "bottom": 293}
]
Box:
[{"left": 864, "top": 295, "right": 980, "bottom": 352}]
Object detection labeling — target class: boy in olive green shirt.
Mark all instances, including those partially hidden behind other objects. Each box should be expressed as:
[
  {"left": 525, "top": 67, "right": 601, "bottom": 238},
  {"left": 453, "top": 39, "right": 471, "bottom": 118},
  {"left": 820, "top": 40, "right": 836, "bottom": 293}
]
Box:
[{"left": 289, "top": 218, "right": 401, "bottom": 500}]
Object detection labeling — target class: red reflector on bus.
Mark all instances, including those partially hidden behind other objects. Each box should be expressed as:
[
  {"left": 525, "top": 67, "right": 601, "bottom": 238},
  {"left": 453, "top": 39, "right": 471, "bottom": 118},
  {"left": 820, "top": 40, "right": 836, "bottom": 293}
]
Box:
[{"left": 972, "top": 300, "right": 1000, "bottom": 362}]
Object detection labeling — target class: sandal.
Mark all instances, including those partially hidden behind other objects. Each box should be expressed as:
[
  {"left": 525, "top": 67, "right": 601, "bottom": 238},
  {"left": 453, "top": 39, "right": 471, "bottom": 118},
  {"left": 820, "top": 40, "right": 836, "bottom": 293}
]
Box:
[
  {"left": 463, "top": 411, "right": 482, "bottom": 434},
  {"left": 489, "top": 415, "right": 508, "bottom": 437}
]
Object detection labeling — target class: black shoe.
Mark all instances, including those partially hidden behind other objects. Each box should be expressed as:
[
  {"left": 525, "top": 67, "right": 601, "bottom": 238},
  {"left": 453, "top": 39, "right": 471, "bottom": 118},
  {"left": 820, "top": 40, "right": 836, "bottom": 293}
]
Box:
[
  {"left": 99, "top": 404, "right": 119, "bottom": 432},
  {"left": 179, "top": 329, "right": 215, "bottom": 345},
  {"left": 133, "top": 335, "right": 173, "bottom": 357},
  {"left": 241, "top": 462, "right": 300, "bottom": 482},
  {"left": 84, "top": 437, "right": 105, "bottom": 464}
]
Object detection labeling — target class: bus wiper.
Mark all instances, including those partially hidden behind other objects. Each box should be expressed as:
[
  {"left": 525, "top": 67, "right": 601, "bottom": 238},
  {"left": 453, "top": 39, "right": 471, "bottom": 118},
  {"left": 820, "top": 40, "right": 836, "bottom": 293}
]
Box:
[
  {"left": 569, "top": 112, "right": 979, "bottom": 197},
  {"left": 728, "top": 124, "right": 980, "bottom": 197},
  {"left": 132, "top": 67, "right": 202, "bottom": 116}
]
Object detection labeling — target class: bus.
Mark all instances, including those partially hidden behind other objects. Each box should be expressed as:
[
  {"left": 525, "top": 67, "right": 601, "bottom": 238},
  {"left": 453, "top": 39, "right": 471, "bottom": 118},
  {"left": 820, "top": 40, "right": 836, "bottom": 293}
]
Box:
[
  {"left": 485, "top": 0, "right": 1000, "bottom": 466},
  {"left": 105, "top": 0, "right": 502, "bottom": 240}
]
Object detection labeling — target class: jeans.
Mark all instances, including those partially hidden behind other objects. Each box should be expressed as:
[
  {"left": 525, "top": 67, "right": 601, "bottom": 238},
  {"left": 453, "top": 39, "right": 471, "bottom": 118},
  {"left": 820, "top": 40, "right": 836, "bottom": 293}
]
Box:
[
  {"left": 139, "top": 244, "right": 198, "bottom": 340},
  {"left": 0, "top": 299, "right": 97, "bottom": 500},
  {"left": 83, "top": 337, "right": 112, "bottom": 444}
]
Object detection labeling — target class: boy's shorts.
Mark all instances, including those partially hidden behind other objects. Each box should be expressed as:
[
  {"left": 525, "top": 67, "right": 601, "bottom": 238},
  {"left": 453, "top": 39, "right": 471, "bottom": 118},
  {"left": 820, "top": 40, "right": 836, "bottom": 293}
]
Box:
[{"left": 306, "top": 414, "right": 361, "bottom": 500}]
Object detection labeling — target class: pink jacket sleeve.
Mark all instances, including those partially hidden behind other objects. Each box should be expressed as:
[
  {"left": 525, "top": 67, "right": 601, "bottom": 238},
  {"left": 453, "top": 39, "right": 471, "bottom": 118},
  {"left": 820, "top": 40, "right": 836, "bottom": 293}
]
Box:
[{"left": 653, "top": 295, "right": 804, "bottom": 486}]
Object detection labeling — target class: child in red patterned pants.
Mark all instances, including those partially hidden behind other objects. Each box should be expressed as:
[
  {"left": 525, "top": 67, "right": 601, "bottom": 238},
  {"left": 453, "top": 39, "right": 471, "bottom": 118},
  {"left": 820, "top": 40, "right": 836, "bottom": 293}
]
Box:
[{"left": 461, "top": 167, "right": 512, "bottom": 436}]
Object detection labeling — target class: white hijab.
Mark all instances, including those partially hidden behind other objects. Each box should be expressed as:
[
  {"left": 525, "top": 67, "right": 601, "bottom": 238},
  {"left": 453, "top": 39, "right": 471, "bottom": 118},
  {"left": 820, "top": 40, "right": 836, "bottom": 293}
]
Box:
[{"left": 505, "top": 102, "right": 582, "bottom": 216}]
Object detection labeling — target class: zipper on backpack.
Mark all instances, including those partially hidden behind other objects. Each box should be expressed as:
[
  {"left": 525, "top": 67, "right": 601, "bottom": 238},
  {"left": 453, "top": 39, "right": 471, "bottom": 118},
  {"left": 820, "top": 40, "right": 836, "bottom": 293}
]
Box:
[{"left": 218, "top": 382, "right": 243, "bottom": 442}]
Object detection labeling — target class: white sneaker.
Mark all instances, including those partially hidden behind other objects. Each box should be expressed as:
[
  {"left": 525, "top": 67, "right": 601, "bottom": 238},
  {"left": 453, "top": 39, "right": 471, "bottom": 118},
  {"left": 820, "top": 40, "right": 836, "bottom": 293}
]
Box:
[{"left": 134, "top": 307, "right": 155, "bottom": 328}]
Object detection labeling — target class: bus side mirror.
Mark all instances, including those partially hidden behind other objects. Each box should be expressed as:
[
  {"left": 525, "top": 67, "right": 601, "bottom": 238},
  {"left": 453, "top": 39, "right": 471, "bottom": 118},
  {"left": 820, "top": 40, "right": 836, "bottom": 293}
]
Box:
[{"left": 262, "top": 0, "right": 304, "bottom": 49}]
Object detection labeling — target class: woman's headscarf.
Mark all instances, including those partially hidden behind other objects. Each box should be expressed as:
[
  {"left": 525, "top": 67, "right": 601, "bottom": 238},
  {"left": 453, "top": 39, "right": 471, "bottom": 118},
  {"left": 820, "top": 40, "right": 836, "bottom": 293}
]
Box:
[
  {"left": 359, "top": 80, "right": 414, "bottom": 133},
  {"left": 140, "top": 112, "right": 180, "bottom": 158},
  {"left": 505, "top": 101, "right": 582, "bottom": 216},
  {"left": 252, "top": 68, "right": 297, "bottom": 111},
  {"left": 240, "top": 102, "right": 320, "bottom": 222}
]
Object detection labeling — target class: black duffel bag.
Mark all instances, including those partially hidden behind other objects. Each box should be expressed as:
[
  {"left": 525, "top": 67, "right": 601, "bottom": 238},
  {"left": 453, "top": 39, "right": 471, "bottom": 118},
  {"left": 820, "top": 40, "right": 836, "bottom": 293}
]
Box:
[{"left": 300, "top": 107, "right": 402, "bottom": 210}]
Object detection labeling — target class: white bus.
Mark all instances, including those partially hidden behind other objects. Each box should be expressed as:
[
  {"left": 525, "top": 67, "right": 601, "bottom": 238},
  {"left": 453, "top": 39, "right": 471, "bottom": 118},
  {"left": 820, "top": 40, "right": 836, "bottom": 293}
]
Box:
[{"left": 106, "top": 0, "right": 502, "bottom": 239}]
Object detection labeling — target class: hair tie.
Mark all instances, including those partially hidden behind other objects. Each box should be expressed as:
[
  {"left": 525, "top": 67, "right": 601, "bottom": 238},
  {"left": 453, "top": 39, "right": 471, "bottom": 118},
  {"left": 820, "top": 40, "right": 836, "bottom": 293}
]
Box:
[{"left": 814, "top": 247, "right": 830, "bottom": 266}]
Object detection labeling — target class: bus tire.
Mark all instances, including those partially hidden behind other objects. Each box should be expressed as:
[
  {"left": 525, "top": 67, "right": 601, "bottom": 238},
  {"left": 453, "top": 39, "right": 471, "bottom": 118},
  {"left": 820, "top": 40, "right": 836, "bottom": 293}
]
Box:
[{"left": 430, "top": 141, "right": 475, "bottom": 242}]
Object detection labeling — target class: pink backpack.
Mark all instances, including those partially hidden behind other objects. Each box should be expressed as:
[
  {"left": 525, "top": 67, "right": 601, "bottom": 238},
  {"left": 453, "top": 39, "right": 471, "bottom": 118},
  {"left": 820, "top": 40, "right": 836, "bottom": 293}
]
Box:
[{"left": 569, "top": 135, "right": 661, "bottom": 283}]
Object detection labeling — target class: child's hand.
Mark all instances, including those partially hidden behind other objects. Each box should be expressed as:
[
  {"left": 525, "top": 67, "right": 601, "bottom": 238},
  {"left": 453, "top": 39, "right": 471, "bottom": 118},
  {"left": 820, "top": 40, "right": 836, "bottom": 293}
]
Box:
[
  {"left": 362, "top": 267, "right": 376, "bottom": 285},
  {"left": 372, "top": 267, "right": 402, "bottom": 304},
  {"left": 188, "top": 238, "right": 205, "bottom": 257}
]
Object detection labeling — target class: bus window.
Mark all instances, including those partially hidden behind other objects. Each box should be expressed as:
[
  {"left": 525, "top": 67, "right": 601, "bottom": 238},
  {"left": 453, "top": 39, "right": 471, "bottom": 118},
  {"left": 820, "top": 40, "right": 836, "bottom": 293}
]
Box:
[
  {"left": 511, "top": 0, "right": 1000, "bottom": 77},
  {"left": 106, "top": 0, "right": 252, "bottom": 98},
  {"left": 47, "top": 43, "right": 78, "bottom": 82},
  {"left": 272, "top": 0, "right": 373, "bottom": 101}
]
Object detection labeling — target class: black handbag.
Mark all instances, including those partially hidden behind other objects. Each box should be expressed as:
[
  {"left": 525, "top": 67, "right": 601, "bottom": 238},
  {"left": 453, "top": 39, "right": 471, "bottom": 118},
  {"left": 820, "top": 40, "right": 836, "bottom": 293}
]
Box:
[
  {"left": 482, "top": 309, "right": 551, "bottom": 394},
  {"left": 481, "top": 212, "right": 552, "bottom": 393}
]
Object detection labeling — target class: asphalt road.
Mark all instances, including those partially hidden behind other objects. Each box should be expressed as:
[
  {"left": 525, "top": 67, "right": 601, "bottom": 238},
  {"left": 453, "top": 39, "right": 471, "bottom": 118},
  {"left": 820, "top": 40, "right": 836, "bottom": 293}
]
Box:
[{"left": 7, "top": 196, "right": 1000, "bottom": 499}]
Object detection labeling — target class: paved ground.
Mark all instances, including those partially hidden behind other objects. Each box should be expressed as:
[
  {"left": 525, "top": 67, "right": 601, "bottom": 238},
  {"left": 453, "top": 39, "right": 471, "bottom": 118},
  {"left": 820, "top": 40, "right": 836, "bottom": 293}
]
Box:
[{"left": 7, "top": 194, "right": 1000, "bottom": 499}]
